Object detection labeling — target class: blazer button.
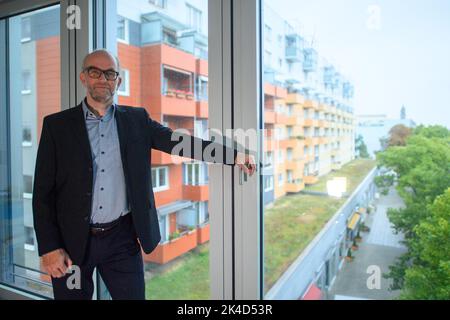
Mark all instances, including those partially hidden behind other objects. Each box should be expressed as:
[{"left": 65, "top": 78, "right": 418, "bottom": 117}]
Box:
[
  {"left": 86, "top": 192, "right": 92, "bottom": 196},
  {"left": 88, "top": 167, "right": 93, "bottom": 172},
  {"left": 84, "top": 216, "right": 89, "bottom": 221}
]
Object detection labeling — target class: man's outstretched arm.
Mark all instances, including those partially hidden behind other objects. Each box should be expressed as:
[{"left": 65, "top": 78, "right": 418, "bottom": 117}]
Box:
[{"left": 145, "top": 110, "right": 256, "bottom": 176}]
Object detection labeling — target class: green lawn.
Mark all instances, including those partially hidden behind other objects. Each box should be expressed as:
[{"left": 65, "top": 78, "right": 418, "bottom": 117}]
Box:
[
  {"left": 146, "top": 243, "right": 210, "bottom": 300},
  {"left": 145, "top": 159, "right": 376, "bottom": 299}
]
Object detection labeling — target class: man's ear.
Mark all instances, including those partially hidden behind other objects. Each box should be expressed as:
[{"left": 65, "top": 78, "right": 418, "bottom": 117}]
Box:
[
  {"left": 79, "top": 72, "right": 86, "bottom": 86},
  {"left": 116, "top": 76, "right": 122, "bottom": 90}
]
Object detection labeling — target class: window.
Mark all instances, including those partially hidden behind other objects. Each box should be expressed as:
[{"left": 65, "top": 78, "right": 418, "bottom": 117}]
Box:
[
  {"left": 278, "top": 173, "right": 284, "bottom": 186},
  {"left": 117, "top": 16, "right": 129, "bottom": 43},
  {"left": 286, "top": 170, "right": 293, "bottom": 183},
  {"left": 152, "top": 167, "right": 169, "bottom": 191},
  {"left": 21, "top": 17, "right": 31, "bottom": 42},
  {"left": 264, "top": 176, "right": 274, "bottom": 192},
  {"left": 277, "top": 149, "right": 284, "bottom": 163},
  {"left": 22, "top": 126, "right": 32, "bottom": 147},
  {"left": 184, "top": 162, "right": 207, "bottom": 186},
  {"left": 264, "top": 50, "right": 272, "bottom": 67},
  {"left": 149, "top": 0, "right": 167, "bottom": 8},
  {"left": 118, "top": 69, "right": 130, "bottom": 96},
  {"left": 24, "top": 227, "right": 35, "bottom": 251},
  {"left": 265, "top": 24, "right": 272, "bottom": 42},
  {"left": 1, "top": 4, "right": 61, "bottom": 299},
  {"left": 187, "top": 4, "right": 202, "bottom": 33},
  {"left": 264, "top": 151, "right": 273, "bottom": 167},
  {"left": 287, "top": 148, "right": 293, "bottom": 161},
  {"left": 22, "top": 70, "right": 31, "bottom": 94}
]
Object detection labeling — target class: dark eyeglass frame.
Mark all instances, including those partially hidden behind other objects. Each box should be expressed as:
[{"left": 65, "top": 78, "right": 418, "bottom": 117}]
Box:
[{"left": 83, "top": 66, "right": 120, "bottom": 81}]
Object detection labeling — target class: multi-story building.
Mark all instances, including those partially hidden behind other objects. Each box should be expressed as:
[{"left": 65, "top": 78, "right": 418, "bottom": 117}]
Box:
[{"left": 262, "top": 4, "right": 355, "bottom": 204}]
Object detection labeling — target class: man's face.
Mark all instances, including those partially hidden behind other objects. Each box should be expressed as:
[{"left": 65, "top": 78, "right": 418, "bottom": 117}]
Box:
[{"left": 80, "top": 53, "right": 122, "bottom": 104}]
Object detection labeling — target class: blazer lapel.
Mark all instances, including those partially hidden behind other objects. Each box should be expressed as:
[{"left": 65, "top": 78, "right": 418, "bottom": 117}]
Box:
[
  {"left": 69, "top": 103, "right": 93, "bottom": 164},
  {"left": 115, "top": 105, "right": 129, "bottom": 166}
]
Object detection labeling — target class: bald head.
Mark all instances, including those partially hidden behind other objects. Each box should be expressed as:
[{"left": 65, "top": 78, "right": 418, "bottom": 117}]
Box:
[{"left": 82, "top": 49, "right": 121, "bottom": 72}]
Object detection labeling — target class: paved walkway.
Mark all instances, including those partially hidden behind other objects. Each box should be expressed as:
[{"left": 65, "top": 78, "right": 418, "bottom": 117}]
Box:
[{"left": 329, "top": 187, "right": 408, "bottom": 300}]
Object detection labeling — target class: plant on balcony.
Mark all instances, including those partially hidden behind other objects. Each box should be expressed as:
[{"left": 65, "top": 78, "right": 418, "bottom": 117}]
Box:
[
  {"left": 165, "top": 89, "right": 175, "bottom": 97},
  {"left": 186, "top": 92, "right": 194, "bottom": 100},
  {"left": 168, "top": 231, "right": 181, "bottom": 241},
  {"left": 175, "top": 89, "right": 186, "bottom": 99}
]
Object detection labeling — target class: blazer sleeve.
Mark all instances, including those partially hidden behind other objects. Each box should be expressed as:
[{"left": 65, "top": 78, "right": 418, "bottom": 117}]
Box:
[
  {"left": 32, "top": 117, "right": 64, "bottom": 257},
  {"left": 144, "top": 109, "right": 237, "bottom": 165}
]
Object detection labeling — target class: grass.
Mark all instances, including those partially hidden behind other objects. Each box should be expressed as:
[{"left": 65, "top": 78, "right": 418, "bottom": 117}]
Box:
[
  {"left": 144, "top": 159, "right": 376, "bottom": 299},
  {"left": 145, "top": 243, "right": 210, "bottom": 300}
]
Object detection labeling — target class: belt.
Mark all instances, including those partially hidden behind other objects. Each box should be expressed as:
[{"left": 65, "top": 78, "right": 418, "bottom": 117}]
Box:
[{"left": 89, "top": 213, "right": 130, "bottom": 236}]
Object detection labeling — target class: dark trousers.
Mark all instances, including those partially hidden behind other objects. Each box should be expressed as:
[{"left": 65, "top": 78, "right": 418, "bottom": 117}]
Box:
[{"left": 51, "top": 213, "right": 145, "bottom": 300}]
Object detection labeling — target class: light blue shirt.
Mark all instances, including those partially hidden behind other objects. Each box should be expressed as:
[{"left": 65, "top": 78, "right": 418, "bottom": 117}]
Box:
[{"left": 82, "top": 99, "right": 129, "bottom": 224}]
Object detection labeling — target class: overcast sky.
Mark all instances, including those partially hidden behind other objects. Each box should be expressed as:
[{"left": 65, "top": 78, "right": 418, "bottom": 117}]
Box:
[{"left": 266, "top": 0, "right": 450, "bottom": 127}]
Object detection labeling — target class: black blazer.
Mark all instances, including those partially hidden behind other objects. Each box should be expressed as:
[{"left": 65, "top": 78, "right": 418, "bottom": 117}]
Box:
[{"left": 32, "top": 102, "right": 237, "bottom": 265}]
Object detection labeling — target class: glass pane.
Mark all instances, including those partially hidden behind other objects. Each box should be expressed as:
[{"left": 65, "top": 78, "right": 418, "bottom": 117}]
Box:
[
  {"left": 262, "top": 0, "right": 450, "bottom": 300},
  {"left": 0, "top": 5, "right": 61, "bottom": 298},
  {"left": 116, "top": 0, "right": 209, "bottom": 300}
]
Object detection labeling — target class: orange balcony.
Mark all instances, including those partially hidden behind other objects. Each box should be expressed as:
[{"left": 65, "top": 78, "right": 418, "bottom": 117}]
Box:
[
  {"left": 275, "top": 86, "right": 288, "bottom": 99},
  {"left": 265, "top": 110, "right": 276, "bottom": 124},
  {"left": 304, "top": 119, "right": 319, "bottom": 127},
  {"left": 286, "top": 93, "right": 305, "bottom": 104},
  {"left": 151, "top": 150, "right": 190, "bottom": 165},
  {"left": 304, "top": 175, "right": 319, "bottom": 185},
  {"left": 161, "top": 95, "right": 196, "bottom": 117},
  {"left": 264, "top": 83, "right": 276, "bottom": 96},
  {"left": 197, "top": 223, "right": 210, "bottom": 244},
  {"left": 280, "top": 138, "right": 300, "bottom": 149},
  {"left": 304, "top": 99, "right": 318, "bottom": 109},
  {"left": 318, "top": 120, "right": 326, "bottom": 127},
  {"left": 304, "top": 137, "right": 319, "bottom": 145},
  {"left": 144, "top": 229, "right": 198, "bottom": 264},
  {"left": 286, "top": 115, "right": 298, "bottom": 125},
  {"left": 318, "top": 137, "right": 329, "bottom": 144},
  {"left": 196, "top": 101, "right": 208, "bottom": 118},
  {"left": 285, "top": 160, "right": 304, "bottom": 171},
  {"left": 286, "top": 181, "right": 305, "bottom": 193},
  {"left": 275, "top": 112, "right": 289, "bottom": 124},
  {"left": 183, "top": 184, "right": 209, "bottom": 202}
]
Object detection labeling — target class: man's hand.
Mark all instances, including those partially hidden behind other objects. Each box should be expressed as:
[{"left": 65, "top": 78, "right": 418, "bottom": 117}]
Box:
[
  {"left": 235, "top": 152, "right": 257, "bottom": 176},
  {"left": 41, "top": 248, "right": 73, "bottom": 278}
]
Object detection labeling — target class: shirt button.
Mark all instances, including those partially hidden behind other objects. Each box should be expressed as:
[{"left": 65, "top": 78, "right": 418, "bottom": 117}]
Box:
[
  {"left": 101, "top": 151, "right": 105, "bottom": 155},
  {"left": 101, "top": 134, "right": 104, "bottom": 137},
  {"left": 100, "top": 187, "right": 104, "bottom": 191},
  {"left": 99, "top": 206, "right": 103, "bottom": 210},
  {"left": 101, "top": 169, "right": 105, "bottom": 172}
]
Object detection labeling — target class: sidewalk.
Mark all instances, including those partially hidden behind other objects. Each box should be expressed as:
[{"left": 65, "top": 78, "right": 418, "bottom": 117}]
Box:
[{"left": 328, "top": 187, "right": 408, "bottom": 300}]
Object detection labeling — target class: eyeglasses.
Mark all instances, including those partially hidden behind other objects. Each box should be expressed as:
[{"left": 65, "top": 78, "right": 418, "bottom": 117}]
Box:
[{"left": 83, "top": 66, "right": 120, "bottom": 81}]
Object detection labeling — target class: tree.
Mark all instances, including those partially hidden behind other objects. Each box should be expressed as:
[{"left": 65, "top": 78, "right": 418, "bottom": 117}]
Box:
[
  {"left": 377, "top": 125, "right": 450, "bottom": 295},
  {"left": 400, "top": 189, "right": 450, "bottom": 299},
  {"left": 387, "top": 124, "right": 412, "bottom": 147},
  {"left": 355, "top": 134, "right": 370, "bottom": 158}
]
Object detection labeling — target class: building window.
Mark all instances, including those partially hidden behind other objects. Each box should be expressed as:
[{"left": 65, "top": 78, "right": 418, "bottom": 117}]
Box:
[
  {"left": 287, "top": 148, "right": 293, "bottom": 161},
  {"left": 278, "top": 173, "right": 284, "bottom": 186},
  {"left": 117, "top": 16, "right": 129, "bottom": 43},
  {"left": 264, "top": 176, "right": 274, "bottom": 192},
  {"left": 21, "top": 17, "right": 31, "bottom": 42},
  {"left": 187, "top": 4, "right": 202, "bottom": 33},
  {"left": 264, "top": 50, "right": 272, "bottom": 67},
  {"left": 152, "top": 167, "right": 169, "bottom": 192},
  {"left": 184, "top": 162, "right": 206, "bottom": 186},
  {"left": 277, "top": 149, "right": 284, "bottom": 163},
  {"left": 264, "top": 151, "right": 273, "bottom": 167},
  {"left": 22, "top": 70, "right": 31, "bottom": 94},
  {"left": 23, "top": 175, "right": 33, "bottom": 198},
  {"left": 22, "top": 127, "right": 32, "bottom": 147},
  {"left": 149, "top": 0, "right": 167, "bottom": 8},
  {"left": 118, "top": 69, "right": 130, "bottom": 96},
  {"left": 24, "top": 226, "right": 35, "bottom": 251},
  {"left": 287, "top": 170, "right": 293, "bottom": 183},
  {"left": 264, "top": 24, "right": 272, "bottom": 42}
]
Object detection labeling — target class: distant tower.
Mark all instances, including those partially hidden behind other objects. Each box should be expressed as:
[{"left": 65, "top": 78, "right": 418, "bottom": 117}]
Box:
[{"left": 400, "top": 105, "right": 406, "bottom": 120}]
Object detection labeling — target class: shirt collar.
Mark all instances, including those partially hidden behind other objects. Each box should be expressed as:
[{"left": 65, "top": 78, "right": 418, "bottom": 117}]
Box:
[{"left": 82, "top": 97, "right": 115, "bottom": 122}]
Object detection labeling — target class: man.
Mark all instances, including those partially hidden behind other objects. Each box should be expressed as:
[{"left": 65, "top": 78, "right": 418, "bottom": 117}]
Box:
[{"left": 32, "top": 49, "right": 256, "bottom": 300}]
